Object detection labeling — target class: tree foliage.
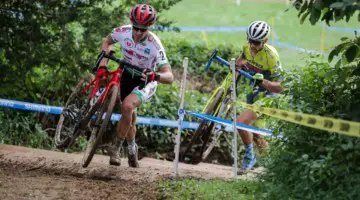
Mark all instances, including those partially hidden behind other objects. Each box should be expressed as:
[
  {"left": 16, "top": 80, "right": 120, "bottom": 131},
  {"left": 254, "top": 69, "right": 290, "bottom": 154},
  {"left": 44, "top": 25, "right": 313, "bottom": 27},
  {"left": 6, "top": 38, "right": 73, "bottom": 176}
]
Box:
[
  {"left": 292, "top": 0, "right": 360, "bottom": 84},
  {"left": 291, "top": 0, "right": 360, "bottom": 25},
  {"left": 0, "top": 0, "right": 181, "bottom": 103}
]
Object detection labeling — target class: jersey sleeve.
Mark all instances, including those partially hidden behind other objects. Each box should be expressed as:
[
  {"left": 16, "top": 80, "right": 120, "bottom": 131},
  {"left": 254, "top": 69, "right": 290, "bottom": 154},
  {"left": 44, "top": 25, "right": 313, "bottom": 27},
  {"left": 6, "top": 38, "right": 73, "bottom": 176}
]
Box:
[
  {"left": 153, "top": 41, "right": 169, "bottom": 68},
  {"left": 269, "top": 58, "right": 284, "bottom": 81},
  {"left": 155, "top": 49, "right": 169, "bottom": 68},
  {"left": 110, "top": 26, "right": 130, "bottom": 43},
  {"left": 148, "top": 32, "right": 169, "bottom": 68},
  {"left": 266, "top": 45, "right": 284, "bottom": 81}
]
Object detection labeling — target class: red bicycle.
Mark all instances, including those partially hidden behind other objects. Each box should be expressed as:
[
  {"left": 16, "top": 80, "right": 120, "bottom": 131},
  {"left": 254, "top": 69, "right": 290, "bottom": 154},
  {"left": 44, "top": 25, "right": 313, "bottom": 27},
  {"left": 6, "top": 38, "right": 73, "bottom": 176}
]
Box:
[{"left": 55, "top": 51, "right": 132, "bottom": 167}]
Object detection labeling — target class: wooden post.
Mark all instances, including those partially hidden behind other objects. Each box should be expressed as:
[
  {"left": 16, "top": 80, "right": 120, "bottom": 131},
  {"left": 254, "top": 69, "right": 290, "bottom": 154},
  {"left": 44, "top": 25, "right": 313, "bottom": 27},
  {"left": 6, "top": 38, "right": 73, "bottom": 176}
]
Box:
[{"left": 173, "top": 57, "right": 188, "bottom": 177}]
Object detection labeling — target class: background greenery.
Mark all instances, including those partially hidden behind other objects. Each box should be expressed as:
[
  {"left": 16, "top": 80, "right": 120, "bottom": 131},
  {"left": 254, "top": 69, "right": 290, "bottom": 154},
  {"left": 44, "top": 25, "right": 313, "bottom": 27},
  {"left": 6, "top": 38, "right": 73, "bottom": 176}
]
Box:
[
  {"left": 159, "top": 178, "right": 258, "bottom": 200},
  {"left": 158, "top": 0, "right": 359, "bottom": 67}
]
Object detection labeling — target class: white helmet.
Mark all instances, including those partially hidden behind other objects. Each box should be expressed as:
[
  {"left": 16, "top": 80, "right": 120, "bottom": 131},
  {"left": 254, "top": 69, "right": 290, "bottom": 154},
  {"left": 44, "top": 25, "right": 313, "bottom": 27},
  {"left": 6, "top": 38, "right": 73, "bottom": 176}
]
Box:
[{"left": 247, "top": 21, "right": 270, "bottom": 41}]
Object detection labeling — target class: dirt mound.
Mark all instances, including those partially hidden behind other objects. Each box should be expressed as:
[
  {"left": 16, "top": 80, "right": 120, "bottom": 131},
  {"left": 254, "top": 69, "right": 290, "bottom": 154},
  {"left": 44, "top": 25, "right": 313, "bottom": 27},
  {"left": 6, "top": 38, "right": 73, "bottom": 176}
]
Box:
[
  {"left": 0, "top": 165, "right": 159, "bottom": 200},
  {"left": 0, "top": 144, "right": 262, "bottom": 199}
]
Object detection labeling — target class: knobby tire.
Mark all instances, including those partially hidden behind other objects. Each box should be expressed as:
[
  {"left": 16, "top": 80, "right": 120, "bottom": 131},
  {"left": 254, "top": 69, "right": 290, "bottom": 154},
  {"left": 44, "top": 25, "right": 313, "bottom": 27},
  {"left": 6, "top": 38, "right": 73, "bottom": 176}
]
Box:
[
  {"left": 181, "top": 88, "right": 225, "bottom": 164},
  {"left": 82, "top": 85, "right": 119, "bottom": 168}
]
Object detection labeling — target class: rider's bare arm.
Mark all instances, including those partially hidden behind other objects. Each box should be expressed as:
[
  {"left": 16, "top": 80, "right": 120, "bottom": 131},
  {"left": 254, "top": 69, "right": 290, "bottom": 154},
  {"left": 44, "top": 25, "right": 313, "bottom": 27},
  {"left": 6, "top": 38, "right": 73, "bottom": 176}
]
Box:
[
  {"left": 99, "top": 35, "right": 115, "bottom": 66},
  {"left": 235, "top": 55, "right": 246, "bottom": 78},
  {"left": 236, "top": 55, "right": 245, "bottom": 66},
  {"left": 157, "top": 64, "right": 174, "bottom": 84},
  {"left": 261, "top": 80, "right": 283, "bottom": 93}
]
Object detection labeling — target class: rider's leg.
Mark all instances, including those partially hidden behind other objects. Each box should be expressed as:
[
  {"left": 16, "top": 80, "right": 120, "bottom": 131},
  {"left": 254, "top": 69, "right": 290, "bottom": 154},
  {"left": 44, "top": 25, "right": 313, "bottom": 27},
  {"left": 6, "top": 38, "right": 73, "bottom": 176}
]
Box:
[
  {"left": 237, "top": 111, "right": 258, "bottom": 144},
  {"left": 253, "top": 134, "right": 269, "bottom": 155},
  {"left": 237, "top": 111, "right": 258, "bottom": 173},
  {"left": 122, "top": 81, "right": 157, "bottom": 167},
  {"left": 252, "top": 119, "right": 269, "bottom": 155},
  {"left": 116, "top": 94, "right": 140, "bottom": 138},
  {"left": 126, "top": 111, "right": 139, "bottom": 167},
  {"left": 126, "top": 111, "right": 137, "bottom": 141},
  {"left": 109, "top": 94, "right": 140, "bottom": 166},
  {"left": 109, "top": 79, "right": 157, "bottom": 166}
]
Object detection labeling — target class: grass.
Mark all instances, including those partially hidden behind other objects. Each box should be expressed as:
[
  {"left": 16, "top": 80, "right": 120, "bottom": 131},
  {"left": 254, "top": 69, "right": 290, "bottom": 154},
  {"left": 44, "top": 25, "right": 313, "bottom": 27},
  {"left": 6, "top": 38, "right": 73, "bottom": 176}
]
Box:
[
  {"left": 156, "top": 0, "right": 359, "bottom": 68},
  {"left": 158, "top": 178, "right": 258, "bottom": 200}
]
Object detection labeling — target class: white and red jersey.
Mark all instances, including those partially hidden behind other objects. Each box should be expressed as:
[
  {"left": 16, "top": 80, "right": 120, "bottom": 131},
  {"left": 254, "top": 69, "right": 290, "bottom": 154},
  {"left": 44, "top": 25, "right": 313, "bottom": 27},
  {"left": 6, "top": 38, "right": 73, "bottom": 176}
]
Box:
[{"left": 110, "top": 24, "right": 169, "bottom": 70}]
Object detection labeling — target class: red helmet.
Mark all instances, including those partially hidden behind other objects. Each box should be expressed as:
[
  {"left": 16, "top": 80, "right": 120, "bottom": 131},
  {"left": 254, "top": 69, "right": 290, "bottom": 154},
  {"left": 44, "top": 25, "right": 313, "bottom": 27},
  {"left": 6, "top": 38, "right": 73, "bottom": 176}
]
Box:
[{"left": 129, "top": 4, "right": 157, "bottom": 27}]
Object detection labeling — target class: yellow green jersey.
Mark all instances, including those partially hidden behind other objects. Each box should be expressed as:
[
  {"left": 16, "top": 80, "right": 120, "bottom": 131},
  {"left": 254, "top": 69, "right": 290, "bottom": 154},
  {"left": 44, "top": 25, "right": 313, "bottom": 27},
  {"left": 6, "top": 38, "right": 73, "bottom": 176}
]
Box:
[
  {"left": 241, "top": 43, "right": 283, "bottom": 81},
  {"left": 241, "top": 43, "right": 284, "bottom": 104}
]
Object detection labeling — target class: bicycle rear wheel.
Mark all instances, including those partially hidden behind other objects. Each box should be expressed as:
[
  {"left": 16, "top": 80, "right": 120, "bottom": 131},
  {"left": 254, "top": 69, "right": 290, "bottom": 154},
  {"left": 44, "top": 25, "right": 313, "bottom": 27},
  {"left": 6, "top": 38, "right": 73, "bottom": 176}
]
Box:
[
  {"left": 181, "top": 88, "right": 225, "bottom": 164},
  {"left": 55, "top": 74, "right": 94, "bottom": 148},
  {"left": 82, "top": 85, "right": 118, "bottom": 168}
]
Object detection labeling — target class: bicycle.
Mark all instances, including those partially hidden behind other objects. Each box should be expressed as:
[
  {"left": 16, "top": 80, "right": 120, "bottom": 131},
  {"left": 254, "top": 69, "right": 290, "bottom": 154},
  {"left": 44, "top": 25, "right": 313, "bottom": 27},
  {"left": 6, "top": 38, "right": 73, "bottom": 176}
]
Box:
[
  {"left": 179, "top": 50, "right": 255, "bottom": 164},
  {"left": 55, "top": 51, "right": 142, "bottom": 168}
]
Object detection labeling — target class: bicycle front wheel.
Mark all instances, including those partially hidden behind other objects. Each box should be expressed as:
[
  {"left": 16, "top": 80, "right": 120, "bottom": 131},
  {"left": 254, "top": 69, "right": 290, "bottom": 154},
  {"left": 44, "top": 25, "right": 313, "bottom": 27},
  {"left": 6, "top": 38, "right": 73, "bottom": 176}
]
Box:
[
  {"left": 181, "top": 88, "right": 225, "bottom": 164},
  {"left": 202, "top": 100, "right": 233, "bottom": 160},
  {"left": 82, "top": 85, "right": 119, "bottom": 168}
]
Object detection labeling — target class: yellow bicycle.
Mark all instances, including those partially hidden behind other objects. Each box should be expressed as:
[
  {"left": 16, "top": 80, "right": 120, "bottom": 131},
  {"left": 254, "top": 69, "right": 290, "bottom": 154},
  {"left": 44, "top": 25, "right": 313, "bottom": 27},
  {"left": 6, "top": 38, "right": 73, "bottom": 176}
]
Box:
[{"left": 180, "top": 50, "right": 255, "bottom": 164}]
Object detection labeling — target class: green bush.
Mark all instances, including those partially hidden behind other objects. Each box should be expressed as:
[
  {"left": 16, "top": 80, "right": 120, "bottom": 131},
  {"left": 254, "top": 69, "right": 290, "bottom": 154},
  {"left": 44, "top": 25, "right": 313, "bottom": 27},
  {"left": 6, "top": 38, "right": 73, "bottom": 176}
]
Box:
[
  {"left": 257, "top": 51, "right": 360, "bottom": 199},
  {"left": 0, "top": 110, "right": 53, "bottom": 149},
  {"left": 162, "top": 38, "right": 240, "bottom": 83},
  {"left": 159, "top": 178, "right": 257, "bottom": 200}
]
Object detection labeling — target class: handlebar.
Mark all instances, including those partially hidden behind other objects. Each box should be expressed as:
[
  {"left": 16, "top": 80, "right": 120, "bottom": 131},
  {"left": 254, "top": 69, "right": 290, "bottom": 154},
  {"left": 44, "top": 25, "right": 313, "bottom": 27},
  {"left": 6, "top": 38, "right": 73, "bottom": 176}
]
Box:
[
  {"left": 100, "top": 50, "right": 148, "bottom": 73},
  {"left": 103, "top": 50, "right": 124, "bottom": 65},
  {"left": 95, "top": 51, "right": 151, "bottom": 90},
  {"left": 205, "top": 50, "right": 254, "bottom": 81},
  {"left": 205, "top": 49, "right": 218, "bottom": 72}
]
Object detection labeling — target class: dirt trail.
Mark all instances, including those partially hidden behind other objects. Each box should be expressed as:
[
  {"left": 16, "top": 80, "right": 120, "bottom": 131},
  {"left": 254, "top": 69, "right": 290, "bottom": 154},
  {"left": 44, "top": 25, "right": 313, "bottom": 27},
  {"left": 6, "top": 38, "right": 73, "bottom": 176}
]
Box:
[{"left": 0, "top": 144, "right": 262, "bottom": 199}]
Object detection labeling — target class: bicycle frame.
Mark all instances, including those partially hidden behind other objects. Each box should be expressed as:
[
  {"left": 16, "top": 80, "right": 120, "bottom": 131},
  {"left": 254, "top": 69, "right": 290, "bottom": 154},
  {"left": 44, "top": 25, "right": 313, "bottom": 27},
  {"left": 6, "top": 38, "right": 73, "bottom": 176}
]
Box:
[
  {"left": 203, "top": 73, "right": 233, "bottom": 115},
  {"left": 203, "top": 50, "right": 254, "bottom": 119},
  {"left": 73, "top": 52, "right": 127, "bottom": 135},
  {"left": 82, "top": 68, "right": 123, "bottom": 105},
  {"left": 81, "top": 52, "right": 125, "bottom": 106},
  {"left": 205, "top": 50, "right": 254, "bottom": 80}
]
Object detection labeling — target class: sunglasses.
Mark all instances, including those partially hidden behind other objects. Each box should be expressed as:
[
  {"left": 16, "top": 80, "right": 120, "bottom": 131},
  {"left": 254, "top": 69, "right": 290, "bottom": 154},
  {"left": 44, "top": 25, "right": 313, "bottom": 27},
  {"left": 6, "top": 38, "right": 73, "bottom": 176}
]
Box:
[
  {"left": 248, "top": 38, "right": 262, "bottom": 45},
  {"left": 133, "top": 26, "right": 148, "bottom": 33}
]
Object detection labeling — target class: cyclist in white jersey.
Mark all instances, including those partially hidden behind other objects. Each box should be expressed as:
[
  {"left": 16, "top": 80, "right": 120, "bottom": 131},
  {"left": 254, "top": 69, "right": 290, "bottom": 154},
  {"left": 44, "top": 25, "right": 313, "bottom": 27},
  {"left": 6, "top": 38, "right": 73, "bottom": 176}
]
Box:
[{"left": 96, "top": 4, "right": 174, "bottom": 167}]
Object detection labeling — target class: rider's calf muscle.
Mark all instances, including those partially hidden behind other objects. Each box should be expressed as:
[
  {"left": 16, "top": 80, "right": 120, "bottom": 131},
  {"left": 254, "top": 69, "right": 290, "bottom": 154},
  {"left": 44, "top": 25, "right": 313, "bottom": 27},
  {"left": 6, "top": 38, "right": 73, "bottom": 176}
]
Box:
[{"left": 261, "top": 80, "right": 283, "bottom": 93}]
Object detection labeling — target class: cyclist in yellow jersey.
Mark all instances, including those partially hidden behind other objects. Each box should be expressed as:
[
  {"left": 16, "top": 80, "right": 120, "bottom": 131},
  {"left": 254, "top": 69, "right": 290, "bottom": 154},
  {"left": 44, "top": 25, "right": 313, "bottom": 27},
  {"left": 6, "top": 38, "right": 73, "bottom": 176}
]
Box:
[{"left": 235, "top": 21, "right": 284, "bottom": 174}]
